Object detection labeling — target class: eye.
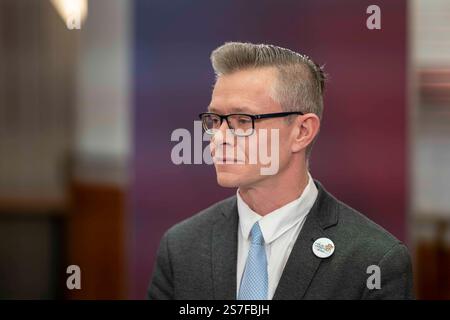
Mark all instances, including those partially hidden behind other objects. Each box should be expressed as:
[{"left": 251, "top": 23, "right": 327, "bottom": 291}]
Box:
[{"left": 238, "top": 117, "right": 251, "bottom": 124}]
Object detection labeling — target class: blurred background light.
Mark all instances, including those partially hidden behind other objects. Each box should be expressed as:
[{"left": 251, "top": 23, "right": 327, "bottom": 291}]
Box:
[{"left": 50, "top": 0, "right": 88, "bottom": 28}]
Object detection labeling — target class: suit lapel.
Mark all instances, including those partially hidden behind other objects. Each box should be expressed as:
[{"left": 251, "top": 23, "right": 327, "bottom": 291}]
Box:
[
  {"left": 273, "top": 180, "right": 338, "bottom": 300},
  {"left": 210, "top": 180, "right": 338, "bottom": 300},
  {"left": 211, "top": 198, "right": 239, "bottom": 300},
  {"left": 272, "top": 210, "right": 325, "bottom": 299}
]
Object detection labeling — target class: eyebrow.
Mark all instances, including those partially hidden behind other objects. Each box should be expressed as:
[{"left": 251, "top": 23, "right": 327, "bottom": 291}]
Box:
[{"left": 208, "top": 105, "right": 258, "bottom": 114}]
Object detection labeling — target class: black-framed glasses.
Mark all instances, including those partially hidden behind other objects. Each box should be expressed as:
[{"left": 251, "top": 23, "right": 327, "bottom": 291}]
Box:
[{"left": 198, "top": 111, "right": 303, "bottom": 137}]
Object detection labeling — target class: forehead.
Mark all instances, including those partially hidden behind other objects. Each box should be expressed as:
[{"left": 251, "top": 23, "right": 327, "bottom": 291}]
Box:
[{"left": 209, "top": 67, "right": 280, "bottom": 113}]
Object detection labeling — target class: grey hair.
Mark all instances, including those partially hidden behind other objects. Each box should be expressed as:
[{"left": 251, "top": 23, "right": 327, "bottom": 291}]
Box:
[{"left": 210, "top": 42, "right": 326, "bottom": 158}]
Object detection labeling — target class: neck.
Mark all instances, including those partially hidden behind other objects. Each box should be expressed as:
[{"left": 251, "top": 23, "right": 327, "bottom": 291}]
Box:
[{"left": 238, "top": 160, "right": 310, "bottom": 216}]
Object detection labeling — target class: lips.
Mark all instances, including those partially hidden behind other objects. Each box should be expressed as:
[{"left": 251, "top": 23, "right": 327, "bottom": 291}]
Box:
[{"left": 213, "top": 157, "right": 245, "bottom": 164}]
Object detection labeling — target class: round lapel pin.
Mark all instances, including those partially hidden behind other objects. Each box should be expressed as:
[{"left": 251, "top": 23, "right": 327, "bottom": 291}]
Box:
[{"left": 312, "top": 237, "right": 335, "bottom": 258}]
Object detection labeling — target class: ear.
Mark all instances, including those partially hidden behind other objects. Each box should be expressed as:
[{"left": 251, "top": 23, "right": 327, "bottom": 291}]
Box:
[{"left": 291, "top": 113, "right": 320, "bottom": 153}]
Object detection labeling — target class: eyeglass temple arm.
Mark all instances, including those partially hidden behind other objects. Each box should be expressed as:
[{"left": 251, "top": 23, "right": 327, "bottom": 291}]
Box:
[{"left": 253, "top": 112, "right": 304, "bottom": 119}]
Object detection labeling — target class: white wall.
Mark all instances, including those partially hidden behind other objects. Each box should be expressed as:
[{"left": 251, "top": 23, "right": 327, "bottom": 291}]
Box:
[{"left": 75, "top": 0, "right": 132, "bottom": 185}]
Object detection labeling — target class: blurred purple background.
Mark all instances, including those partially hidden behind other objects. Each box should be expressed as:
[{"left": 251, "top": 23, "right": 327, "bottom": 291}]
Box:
[{"left": 131, "top": 0, "right": 407, "bottom": 299}]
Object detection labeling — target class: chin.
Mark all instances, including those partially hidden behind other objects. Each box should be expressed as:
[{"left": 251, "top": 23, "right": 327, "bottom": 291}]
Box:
[
  {"left": 216, "top": 172, "right": 241, "bottom": 188},
  {"left": 214, "top": 165, "right": 262, "bottom": 188}
]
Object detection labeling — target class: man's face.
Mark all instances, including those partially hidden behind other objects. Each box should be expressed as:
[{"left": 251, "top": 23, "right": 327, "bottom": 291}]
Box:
[{"left": 208, "top": 67, "right": 296, "bottom": 188}]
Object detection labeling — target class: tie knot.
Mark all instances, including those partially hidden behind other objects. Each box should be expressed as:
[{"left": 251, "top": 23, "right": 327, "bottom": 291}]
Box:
[{"left": 250, "top": 222, "right": 264, "bottom": 245}]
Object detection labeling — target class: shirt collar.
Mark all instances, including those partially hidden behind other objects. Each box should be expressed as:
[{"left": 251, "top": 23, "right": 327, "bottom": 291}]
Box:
[{"left": 236, "top": 172, "right": 318, "bottom": 244}]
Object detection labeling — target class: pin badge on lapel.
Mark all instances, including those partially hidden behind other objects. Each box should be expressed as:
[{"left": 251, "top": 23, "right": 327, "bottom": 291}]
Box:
[{"left": 312, "top": 237, "right": 335, "bottom": 258}]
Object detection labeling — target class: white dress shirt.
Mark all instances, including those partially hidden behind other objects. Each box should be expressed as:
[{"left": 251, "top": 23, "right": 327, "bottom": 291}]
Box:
[{"left": 236, "top": 172, "right": 318, "bottom": 299}]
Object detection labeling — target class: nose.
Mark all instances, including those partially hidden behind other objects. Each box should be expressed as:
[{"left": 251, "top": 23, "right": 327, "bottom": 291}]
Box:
[
  {"left": 212, "top": 118, "right": 229, "bottom": 141},
  {"left": 211, "top": 118, "right": 234, "bottom": 152}
]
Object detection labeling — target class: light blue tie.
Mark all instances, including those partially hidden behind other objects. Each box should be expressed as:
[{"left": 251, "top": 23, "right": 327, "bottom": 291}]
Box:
[{"left": 238, "top": 222, "right": 268, "bottom": 300}]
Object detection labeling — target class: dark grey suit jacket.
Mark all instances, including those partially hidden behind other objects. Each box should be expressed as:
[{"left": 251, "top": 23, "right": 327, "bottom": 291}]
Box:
[{"left": 148, "top": 180, "right": 414, "bottom": 299}]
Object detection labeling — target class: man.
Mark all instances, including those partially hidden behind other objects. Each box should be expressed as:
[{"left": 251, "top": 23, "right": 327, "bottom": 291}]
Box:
[{"left": 148, "top": 42, "right": 414, "bottom": 299}]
